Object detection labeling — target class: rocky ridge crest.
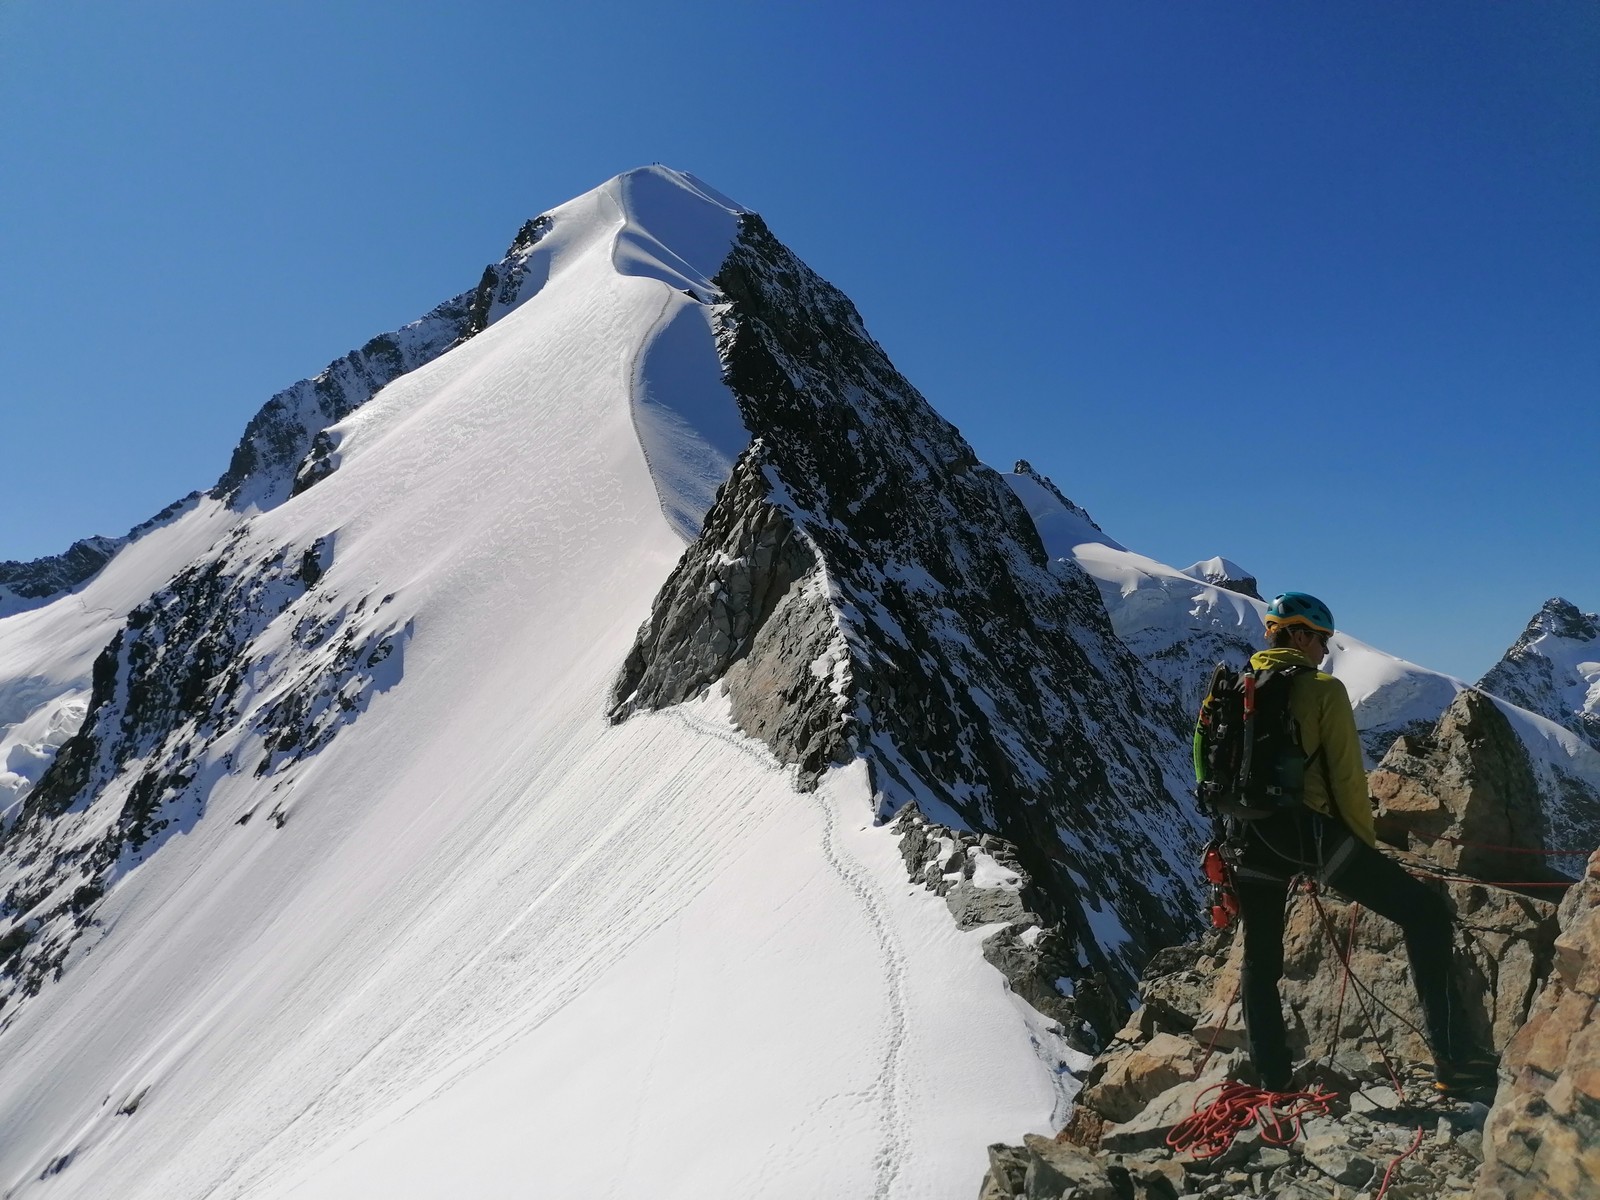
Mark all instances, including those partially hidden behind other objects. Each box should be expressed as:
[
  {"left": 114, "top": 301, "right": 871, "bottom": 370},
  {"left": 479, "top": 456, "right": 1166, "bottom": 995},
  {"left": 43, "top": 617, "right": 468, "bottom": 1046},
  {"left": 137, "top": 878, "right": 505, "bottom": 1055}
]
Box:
[
  {"left": 1369, "top": 688, "right": 1574, "bottom": 884},
  {"left": 1, "top": 218, "right": 555, "bottom": 617},
  {"left": 614, "top": 213, "right": 1206, "bottom": 1001}
]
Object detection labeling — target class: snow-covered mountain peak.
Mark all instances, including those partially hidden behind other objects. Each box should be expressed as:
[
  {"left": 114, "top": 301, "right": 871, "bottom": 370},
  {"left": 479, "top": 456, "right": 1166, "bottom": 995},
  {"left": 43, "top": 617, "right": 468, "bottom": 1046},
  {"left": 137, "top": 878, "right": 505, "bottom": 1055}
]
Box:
[
  {"left": 1522, "top": 596, "right": 1599, "bottom": 646},
  {"left": 1479, "top": 595, "right": 1600, "bottom": 755},
  {"left": 0, "top": 171, "right": 1199, "bottom": 1196},
  {"left": 1179, "top": 556, "right": 1261, "bottom": 600}
]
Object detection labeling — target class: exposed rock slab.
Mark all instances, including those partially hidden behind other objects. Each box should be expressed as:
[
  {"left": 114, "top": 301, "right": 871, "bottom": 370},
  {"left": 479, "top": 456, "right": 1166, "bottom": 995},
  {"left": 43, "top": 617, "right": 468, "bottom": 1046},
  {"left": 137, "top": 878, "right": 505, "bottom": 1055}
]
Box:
[
  {"left": 1370, "top": 688, "right": 1564, "bottom": 882},
  {"left": 611, "top": 449, "right": 847, "bottom": 783},
  {"left": 1474, "top": 849, "right": 1600, "bottom": 1200}
]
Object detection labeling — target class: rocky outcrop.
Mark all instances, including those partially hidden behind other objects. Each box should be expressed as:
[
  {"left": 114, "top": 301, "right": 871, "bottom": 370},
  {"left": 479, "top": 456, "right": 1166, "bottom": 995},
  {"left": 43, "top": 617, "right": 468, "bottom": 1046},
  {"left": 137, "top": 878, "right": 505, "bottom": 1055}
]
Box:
[
  {"left": 893, "top": 804, "right": 1128, "bottom": 1051},
  {"left": 0, "top": 527, "right": 409, "bottom": 1016},
  {"left": 981, "top": 867, "right": 1560, "bottom": 1200},
  {"left": 616, "top": 213, "right": 1206, "bottom": 1000},
  {"left": 0, "top": 495, "right": 201, "bottom": 618},
  {"left": 1473, "top": 848, "right": 1600, "bottom": 1200},
  {"left": 1370, "top": 689, "right": 1565, "bottom": 883},
  {"left": 0, "top": 536, "right": 124, "bottom": 604},
  {"left": 610, "top": 448, "right": 849, "bottom": 783}
]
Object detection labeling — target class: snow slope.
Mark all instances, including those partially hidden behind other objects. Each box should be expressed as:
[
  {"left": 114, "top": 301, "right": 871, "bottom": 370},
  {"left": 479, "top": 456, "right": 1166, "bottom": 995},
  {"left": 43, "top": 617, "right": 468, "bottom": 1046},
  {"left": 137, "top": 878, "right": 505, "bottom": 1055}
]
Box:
[{"left": 0, "top": 169, "right": 1057, "bottom": 1198}]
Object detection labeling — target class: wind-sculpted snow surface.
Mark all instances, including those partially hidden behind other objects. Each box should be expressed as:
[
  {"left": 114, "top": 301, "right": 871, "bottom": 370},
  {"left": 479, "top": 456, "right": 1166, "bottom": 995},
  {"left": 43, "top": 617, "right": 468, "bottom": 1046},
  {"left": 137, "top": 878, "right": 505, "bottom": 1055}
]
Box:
[
  {"left": 215, "top": 215, "right": 555, "bottom": 512},
  {"left": 0, "top": 168, "right": 1064, "bottom": 1199},
  {"left": 618, "top": 214, "right": 1208, "bottom": 1011}
]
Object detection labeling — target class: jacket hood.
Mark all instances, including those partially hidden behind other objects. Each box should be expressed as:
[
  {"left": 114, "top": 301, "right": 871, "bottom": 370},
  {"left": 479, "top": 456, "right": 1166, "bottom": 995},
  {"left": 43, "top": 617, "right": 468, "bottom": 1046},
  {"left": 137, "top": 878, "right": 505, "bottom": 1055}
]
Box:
[{"left": 1249, "top": 647, "right": 1321, "bottom": 671}]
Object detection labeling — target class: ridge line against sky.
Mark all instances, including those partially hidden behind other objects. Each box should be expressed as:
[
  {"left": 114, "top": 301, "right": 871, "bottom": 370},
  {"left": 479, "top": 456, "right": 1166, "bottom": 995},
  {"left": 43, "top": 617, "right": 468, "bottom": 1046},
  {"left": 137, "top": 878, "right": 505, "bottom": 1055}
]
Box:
[{"left": 1, "top": 1, "right": 1595, "bottom": 683}]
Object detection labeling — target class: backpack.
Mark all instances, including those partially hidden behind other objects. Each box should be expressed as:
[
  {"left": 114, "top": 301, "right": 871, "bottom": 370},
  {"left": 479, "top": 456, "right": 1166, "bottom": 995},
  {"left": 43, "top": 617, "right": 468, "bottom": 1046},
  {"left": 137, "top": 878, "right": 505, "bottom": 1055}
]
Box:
[{"left": 1194, "top": 662, "right": 1309, "bottom": 819}]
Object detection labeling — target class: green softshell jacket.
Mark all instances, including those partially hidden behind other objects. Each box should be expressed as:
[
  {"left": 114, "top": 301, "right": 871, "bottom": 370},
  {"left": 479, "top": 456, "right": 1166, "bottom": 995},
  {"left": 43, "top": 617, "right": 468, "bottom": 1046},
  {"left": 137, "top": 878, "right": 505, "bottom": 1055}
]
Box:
[{"left": 1245, "top": 647, "right": 1377, "bottom": 847}]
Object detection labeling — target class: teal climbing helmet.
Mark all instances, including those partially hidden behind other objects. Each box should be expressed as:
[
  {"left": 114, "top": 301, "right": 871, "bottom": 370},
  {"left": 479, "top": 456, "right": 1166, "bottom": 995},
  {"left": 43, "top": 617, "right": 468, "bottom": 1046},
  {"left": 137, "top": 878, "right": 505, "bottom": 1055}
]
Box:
[{"left": 1265, "top": 592, "right": 1335, "bottom": 635}]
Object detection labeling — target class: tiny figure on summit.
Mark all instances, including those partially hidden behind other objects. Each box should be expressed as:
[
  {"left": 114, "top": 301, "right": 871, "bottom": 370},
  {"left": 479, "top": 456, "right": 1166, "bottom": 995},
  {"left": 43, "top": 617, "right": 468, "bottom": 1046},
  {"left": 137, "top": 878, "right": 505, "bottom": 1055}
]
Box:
[{"left": 1194, "top": 592, "right": 1498, "bottom": 1096}]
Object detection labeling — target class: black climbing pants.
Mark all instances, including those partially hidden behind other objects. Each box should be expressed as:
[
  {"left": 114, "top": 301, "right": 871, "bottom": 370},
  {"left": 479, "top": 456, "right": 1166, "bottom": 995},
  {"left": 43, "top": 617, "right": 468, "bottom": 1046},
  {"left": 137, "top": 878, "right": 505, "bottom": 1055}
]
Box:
[{"left": 1230, "top": 808, "right": 1463, "bottom": 1090}]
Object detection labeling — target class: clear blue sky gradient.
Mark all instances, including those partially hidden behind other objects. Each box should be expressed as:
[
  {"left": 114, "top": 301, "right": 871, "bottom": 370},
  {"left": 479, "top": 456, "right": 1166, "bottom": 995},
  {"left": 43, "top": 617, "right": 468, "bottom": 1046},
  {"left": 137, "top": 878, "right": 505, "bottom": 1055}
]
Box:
[{"left": 2, "top": 1, "right": 1596, "bottom": 682}]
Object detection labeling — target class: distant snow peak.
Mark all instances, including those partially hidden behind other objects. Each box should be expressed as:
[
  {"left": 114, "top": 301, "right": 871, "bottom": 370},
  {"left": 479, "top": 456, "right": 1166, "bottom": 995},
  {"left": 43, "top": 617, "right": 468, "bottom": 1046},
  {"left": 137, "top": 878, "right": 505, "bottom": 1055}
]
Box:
[
  {"left": 1479, "top": 595, "right": 1600, "bottom": 754},
  {"left": 1005, "top": 463, "right": 1127, "bottom": 555},
  {"left": 1179, "top": 556, "right": 1262, "bottom": 601}
]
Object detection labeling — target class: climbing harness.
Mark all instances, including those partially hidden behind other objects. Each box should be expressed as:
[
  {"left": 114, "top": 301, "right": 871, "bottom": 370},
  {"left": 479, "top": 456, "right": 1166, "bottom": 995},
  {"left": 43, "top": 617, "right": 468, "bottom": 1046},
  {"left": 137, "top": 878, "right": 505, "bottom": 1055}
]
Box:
[{"left": 1201, "top": 841, "right": 1239, "bottom": 929}]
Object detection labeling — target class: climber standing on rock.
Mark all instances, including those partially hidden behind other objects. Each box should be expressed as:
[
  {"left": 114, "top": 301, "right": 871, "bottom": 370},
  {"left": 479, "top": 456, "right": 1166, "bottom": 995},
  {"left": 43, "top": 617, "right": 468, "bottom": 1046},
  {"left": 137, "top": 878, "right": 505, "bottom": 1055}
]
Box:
[{"left": 1195, "top": 592, "right": 1498, "bottom": 1096}]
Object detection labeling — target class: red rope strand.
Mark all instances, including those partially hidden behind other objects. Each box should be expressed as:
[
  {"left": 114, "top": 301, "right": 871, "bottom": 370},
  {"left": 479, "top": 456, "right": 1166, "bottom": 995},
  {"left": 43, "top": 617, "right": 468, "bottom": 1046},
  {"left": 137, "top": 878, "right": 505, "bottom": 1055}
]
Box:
[
  {"left": 1374, "top": 1125, "right": 1427, "bottom": 1200},
  {"left": 1325, "top": 902, "right": 1360, "bottom": 1061},
  {"left": 1307, "top": 886, "right": 1407, "bottom": 1100}
]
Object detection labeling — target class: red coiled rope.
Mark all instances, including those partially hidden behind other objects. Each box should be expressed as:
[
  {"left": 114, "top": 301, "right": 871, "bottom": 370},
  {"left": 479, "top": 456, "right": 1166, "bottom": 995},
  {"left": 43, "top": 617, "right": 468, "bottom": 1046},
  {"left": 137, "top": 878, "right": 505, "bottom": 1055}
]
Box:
[{"left": 1166, "top": 1081, "right": 1336, "bottom": 1160}]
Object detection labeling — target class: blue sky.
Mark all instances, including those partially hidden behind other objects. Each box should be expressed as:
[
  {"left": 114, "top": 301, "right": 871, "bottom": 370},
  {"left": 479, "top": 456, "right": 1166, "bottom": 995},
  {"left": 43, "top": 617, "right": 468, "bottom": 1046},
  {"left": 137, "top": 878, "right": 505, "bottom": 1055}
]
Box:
[{"left": 2, "top": 1, "right": 1595, "bottom": 681}]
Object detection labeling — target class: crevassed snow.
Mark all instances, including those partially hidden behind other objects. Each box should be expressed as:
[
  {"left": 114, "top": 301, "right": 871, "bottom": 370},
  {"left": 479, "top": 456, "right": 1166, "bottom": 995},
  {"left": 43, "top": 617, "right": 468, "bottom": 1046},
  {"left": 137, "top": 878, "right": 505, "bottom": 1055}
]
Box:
[{"left": 0, "top": 168, "right": 1055, "bottom": 1199}]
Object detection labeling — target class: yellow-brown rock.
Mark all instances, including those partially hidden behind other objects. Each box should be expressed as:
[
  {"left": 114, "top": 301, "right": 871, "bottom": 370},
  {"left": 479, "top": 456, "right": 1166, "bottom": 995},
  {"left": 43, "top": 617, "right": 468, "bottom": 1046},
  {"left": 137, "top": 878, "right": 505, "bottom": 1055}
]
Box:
[{"left": 1474, "top": 849, "right": 1600, "bottom": 1200}]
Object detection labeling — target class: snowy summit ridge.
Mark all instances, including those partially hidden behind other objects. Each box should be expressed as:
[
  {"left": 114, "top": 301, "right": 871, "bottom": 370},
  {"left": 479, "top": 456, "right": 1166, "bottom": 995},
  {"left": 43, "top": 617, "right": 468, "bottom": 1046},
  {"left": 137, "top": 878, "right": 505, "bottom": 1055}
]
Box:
[{"left": 0, "top": 167, "right": 1201, "bottom": 1199}]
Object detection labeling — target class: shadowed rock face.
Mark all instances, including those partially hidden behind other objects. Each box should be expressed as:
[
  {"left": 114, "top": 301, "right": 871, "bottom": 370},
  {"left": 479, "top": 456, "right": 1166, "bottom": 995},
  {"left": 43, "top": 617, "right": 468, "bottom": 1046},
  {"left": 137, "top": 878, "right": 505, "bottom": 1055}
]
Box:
[
  {"left": 1370, "top": 689, "right": 1563, "bottom": 883},
  {"left": 0, "top": 537, "right": 124, "bottom": 603},
  {"left": 610, "top": 449, "right": 848, "bottom": 782},
  {"left": 1475, "top": 850, "right": 1600, "bottom": 1200},
  {"left": 615, "top": 213, "right": 1206, "bottom": 999},
  {"left": 0, "top": 496, "right": 201, "bottom": 618}
]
